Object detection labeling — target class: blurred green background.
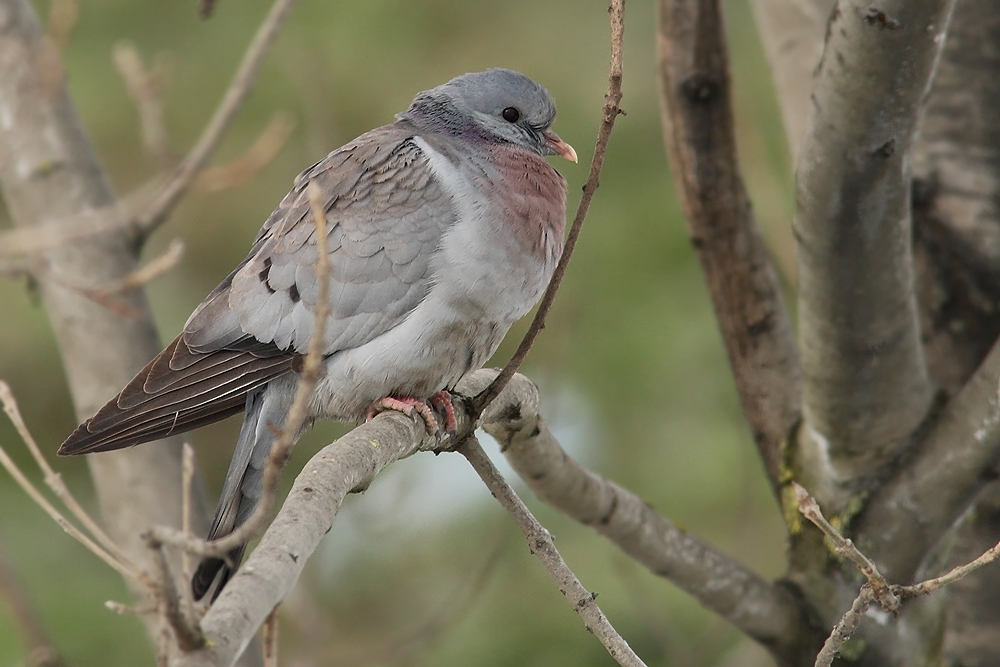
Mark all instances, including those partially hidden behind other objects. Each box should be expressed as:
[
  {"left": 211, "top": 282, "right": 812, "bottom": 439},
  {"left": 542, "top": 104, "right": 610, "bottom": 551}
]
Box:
[{"left": 0, "top": 0, "right": 796, "bottom": 665}]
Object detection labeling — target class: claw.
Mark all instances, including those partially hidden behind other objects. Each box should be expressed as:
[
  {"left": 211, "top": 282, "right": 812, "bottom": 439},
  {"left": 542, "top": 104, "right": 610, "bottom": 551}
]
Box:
[
  {"left": 366, "top": 396, "right": 440, "bottom": 433},
  {"left": 429, "top": 390, "right": 458, "bottom": 433}
]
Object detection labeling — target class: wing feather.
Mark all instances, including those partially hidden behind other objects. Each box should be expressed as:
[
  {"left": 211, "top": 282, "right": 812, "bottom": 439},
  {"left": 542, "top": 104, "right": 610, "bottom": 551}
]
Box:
[{"left": 60, "top": 120, "right": 458, "bottom": 456}]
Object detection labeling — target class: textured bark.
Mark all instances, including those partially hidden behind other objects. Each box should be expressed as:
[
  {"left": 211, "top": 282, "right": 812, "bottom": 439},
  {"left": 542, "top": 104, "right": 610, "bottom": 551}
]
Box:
[
  {"left": 0, "top": 0, "right": 247, "bottom": 662},
  {"left": 855, "top": 333, "right": 1000, "bottom": 584},
  {"left": 747, "top": 0, "right": 835, "bottom": 158},
  {"left": 177, "top": 370, "right": 800, "bottom": 667},
  {"left": 657, "top": 0, "right": 801, "bottom": 493},
  {"left": 940, "top": 485, "right": 1000, "bottom": 666},
  {"left": 907, "top": 5, "right": 1000, "bottom": 664},
  {"left": 793, "top": 0, "right": 952, "bottom": 497},
  {"left": 486, "top": 379, "right": 813, "bottom": 666},
  {"left": 177, "top": 373, "right": 519, "bottom": 667}
]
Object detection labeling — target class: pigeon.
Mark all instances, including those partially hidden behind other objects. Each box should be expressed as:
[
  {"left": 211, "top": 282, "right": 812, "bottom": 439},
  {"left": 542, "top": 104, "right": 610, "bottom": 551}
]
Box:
[{"left": 58, "top": 68, "right": 576, "bottom": 600}]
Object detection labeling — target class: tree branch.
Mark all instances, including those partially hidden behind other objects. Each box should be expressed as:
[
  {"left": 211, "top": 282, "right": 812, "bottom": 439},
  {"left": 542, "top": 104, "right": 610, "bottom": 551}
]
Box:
[
  {"left": 855, "top": 337, "right": 1000, "bottom": 582},
  {"left": 746, "top": 0, "right": 834, "bottom": 158},
  {"left": 472, "top": 0, "right": 624, "bottom": 414},
  {"left": 482, "top": 377, "right": 807, "bottom": 664},
  {"left": 172, "top": 371, "right": 533, "bottom": 667},
  {"left": 657, "top": 0, "right": 801, "bottom": 492},
  {"left": 0, "top": 0, "right": 215, "bottom": 659},
  {"left": 133, "top": 0, "right": 297, "bottom": 238},
  {"left": 459, "top": 436, "right": 646, "bottom": 667},
  {"left": 794, "top": 0, "right": 953, "bottom": 493}
]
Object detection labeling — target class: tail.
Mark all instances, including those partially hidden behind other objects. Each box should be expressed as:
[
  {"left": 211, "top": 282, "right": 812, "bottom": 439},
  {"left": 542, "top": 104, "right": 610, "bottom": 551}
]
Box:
[
  {"left": 59, "top": 335, "right": 298, "bottom": 456},
  {"left": 192, "top": 379, "right": 300, "bottom": 601}
]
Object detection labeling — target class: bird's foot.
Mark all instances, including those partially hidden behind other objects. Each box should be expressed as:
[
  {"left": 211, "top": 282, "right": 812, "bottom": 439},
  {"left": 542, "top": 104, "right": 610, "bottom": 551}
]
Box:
[
  {"left": 366, "top": 396, "right": 440, "bottom": 433},
  {"left": 429, "top": 390, "right": 458, "bottom": 433}
]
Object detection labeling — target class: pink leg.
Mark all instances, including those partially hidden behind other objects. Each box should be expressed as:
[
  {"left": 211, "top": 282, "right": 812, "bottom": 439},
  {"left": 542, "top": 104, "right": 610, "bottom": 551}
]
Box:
[
  {"left": 366, "top": 396, "right": 439, "bottom": 432},
  {"left": 429, "top": 390, "right": 457, "bottom": 432}
]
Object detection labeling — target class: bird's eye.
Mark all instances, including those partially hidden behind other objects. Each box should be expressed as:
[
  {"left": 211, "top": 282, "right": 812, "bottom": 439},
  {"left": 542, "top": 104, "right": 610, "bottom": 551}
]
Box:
[{"left": 502, "top": 107, "right": 520, "bottom": 123}]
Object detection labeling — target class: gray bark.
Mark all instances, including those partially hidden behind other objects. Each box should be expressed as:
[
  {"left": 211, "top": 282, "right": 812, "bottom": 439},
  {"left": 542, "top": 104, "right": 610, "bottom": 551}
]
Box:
[
  {"left": 747, "top": 0, "right": 835, "bottom": 158},
  {"left": 793, "top": 0, "right": 951, "bottom": 498},
  {"left": 0, "top": 0, "right": 252, "bottom": 663}
]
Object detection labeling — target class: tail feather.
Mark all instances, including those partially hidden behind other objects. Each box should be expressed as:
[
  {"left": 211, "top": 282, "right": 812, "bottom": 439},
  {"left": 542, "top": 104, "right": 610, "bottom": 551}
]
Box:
[
  {"left": 58, "top": 335, "right": 298, "bottom": 456},
  {"left": 191, "top": 382, "right": 299, "bottom": 601}
]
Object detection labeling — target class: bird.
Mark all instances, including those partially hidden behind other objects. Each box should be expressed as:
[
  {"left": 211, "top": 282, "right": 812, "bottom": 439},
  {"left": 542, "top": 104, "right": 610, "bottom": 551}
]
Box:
[{"left": 58, "top": 68, "right": 577, "bottom": 600}]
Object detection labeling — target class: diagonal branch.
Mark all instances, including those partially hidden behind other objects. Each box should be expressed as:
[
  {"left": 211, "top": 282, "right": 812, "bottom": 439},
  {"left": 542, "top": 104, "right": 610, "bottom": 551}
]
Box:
[
  {"left": 459, "top": 436, "right": 646, "bottom": 667},
  {"left": 174, "top": 371, "right": 532, "bottom": 667},
  {"left": 656, "top": 0, "right": 801, "bottom": 492},
  {"left": 855, "top": 337, "right": 1000, "bottom": 582},
  {"left": 0, "top": 0, "right": 215, "bottom": 659},
  {"left": 484, "top": 377, "right": 808, "bottom": 665},
  {"left": 472, "top": 0, "right": 625, "bottom": 414},
  {"left": 133, "top": 0, "right": 297, "bottom": 239},
  {"left": 794, "top": 0, "right": 954, "bottom": 493},
  {"left": 746, "top": 0, "right": 834, "bottom": 158}
]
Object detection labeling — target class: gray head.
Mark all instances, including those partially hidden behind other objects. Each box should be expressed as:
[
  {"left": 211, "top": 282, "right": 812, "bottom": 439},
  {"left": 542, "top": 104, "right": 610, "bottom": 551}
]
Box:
[{"left": 399, "top": 68, "right": 577, "bottom": 162}]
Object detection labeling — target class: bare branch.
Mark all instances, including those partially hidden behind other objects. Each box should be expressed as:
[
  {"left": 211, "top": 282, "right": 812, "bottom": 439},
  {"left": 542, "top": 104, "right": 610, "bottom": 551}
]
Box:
[
  {"left": 113, "top": 41, "right": 170, "bottom": 164},
  {"left": 0, "top": 0, "right": 215, "bottom": 655},
  {"left": 794, "top": 0, "right": 955, "bottom": 492},
  {"left": 172, "top": 372, "right": 547, "bottom": 667},
  {"left": 196, "top": 113, "right": 294, "bottom": 192},
  {"left": 472, "top": 0, "right": 625, "bottom": 414},
  {"left": 0, "top": 381, "right": 146, "bottom": 582},
  {"left": 855, "top": 337, "right": 1000, "bottom": 582},
  {"left": 657, "top": 0, "right": 801, "bottom": 491},
  {"left": 459, "top": 436, "right": 647, "bottom": 667},
  {"left": 144, "top": 534, "right": 206, "bottom": 652},
  {"left": 813, "top": 585, "right": 872, "bottom": 667},
  {"left": 0, "top": 384, "right": 143, "bottom": 585},
  {"left": 134, "top": 0, "right": 297, "bottom": 238},
  {"left": 899, "top": 539, "right": 1000, "bottom": 598},
  {"left": 486, "top": 386, "right": 805, "bottom": 660},
  {"left": 747, "top": 0, "right": 834, "bottom": 157},
  {"left": 793, "top": 483, "right": 899, "bottom": 611}
]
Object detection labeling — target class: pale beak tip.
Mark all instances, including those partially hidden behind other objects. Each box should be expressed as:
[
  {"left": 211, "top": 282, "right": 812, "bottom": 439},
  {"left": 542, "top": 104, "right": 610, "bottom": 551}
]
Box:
[{"left": 544, "top": 131, "right": 578, "bottom": 163}]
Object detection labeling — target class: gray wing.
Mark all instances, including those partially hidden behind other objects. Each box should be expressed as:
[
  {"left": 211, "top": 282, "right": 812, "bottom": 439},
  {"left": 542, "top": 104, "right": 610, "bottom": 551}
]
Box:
[
  {"left": 185, "top": 122, "right": 456, "bottom": 357},
  {"left": 58, "top": 122, "right": 456, "bottom": 456}
]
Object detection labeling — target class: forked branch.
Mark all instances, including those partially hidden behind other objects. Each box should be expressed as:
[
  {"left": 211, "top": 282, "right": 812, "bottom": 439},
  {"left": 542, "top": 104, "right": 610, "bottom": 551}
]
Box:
[{"left": 656, "top": 0, "right": 801, "bottom": 491}]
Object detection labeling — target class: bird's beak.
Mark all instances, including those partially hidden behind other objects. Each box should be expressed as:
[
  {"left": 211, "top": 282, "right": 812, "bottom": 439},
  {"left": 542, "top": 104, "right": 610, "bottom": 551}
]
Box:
[{"left": 543, "top": 130, "right": 578, "bottom": 163}]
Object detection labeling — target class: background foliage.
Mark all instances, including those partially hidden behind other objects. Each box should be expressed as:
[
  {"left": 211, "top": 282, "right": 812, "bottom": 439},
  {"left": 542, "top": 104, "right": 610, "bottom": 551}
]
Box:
[{"left": 0, "top": 0, "right": 794, "bottom": 664}]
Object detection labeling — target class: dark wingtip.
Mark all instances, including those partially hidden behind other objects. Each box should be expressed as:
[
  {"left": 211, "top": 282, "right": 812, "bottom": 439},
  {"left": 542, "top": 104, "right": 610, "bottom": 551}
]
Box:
[
  {"left": 192, "top": 556, "right": 228, "bottom": 601},
  {"left": 57, "top": 423, "right": 94, "bottom": 456},
  {"left": 192, "top": 546, "right": 244, "bottom": 602}
]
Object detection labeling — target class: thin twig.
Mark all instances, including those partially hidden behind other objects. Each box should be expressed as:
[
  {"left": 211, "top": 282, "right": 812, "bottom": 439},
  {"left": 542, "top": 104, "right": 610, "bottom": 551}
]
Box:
[
  {"left": 134, "top": 0, "right": 298, "bottom": 238},
  {"left": 93, "top": 237, "right": 185, "bottom": 294},
  {"left": 114, "top": 41, "right": 170, "bottom": 163},
  {"left": 814, "top": 585, "right": 872, "bottom": 667},
  {"left": 0, "top": 381, "right": 145, "bottom": 581},
  {"left": 793, "top": 482, "right": 899, "bottom": 612},
  {"left": 458, "top": 436, "right": 647, "bottom": 667},
  {"left": 180, "top": 443, "right": 199, "bottom": 626},
  {"left": 0, "top": 383, "right": 144, "bottom": 586},
  {"left": 144, "top": 534, "right": 205, "bottom": 651},
  {"left": 490, "top": 394, "right": 803, "bottom": 652},
  {"left": 149, "top": 178, "right": 329, "bottom": 561},
  {"left": 196, "top": 112, "right": 295, "bottom": 192},
  {"left": 471, "top": 0, "right": 626, "bottom": 414},
  {"left": 897, "top": 538, "right": 1000, "bottom": 598}
]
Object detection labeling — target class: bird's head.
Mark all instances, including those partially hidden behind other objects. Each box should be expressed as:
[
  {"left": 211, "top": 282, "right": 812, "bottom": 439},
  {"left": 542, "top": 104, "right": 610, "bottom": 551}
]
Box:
[{"left": 399, "top": 68, "right": 577, "bottom": 162}]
